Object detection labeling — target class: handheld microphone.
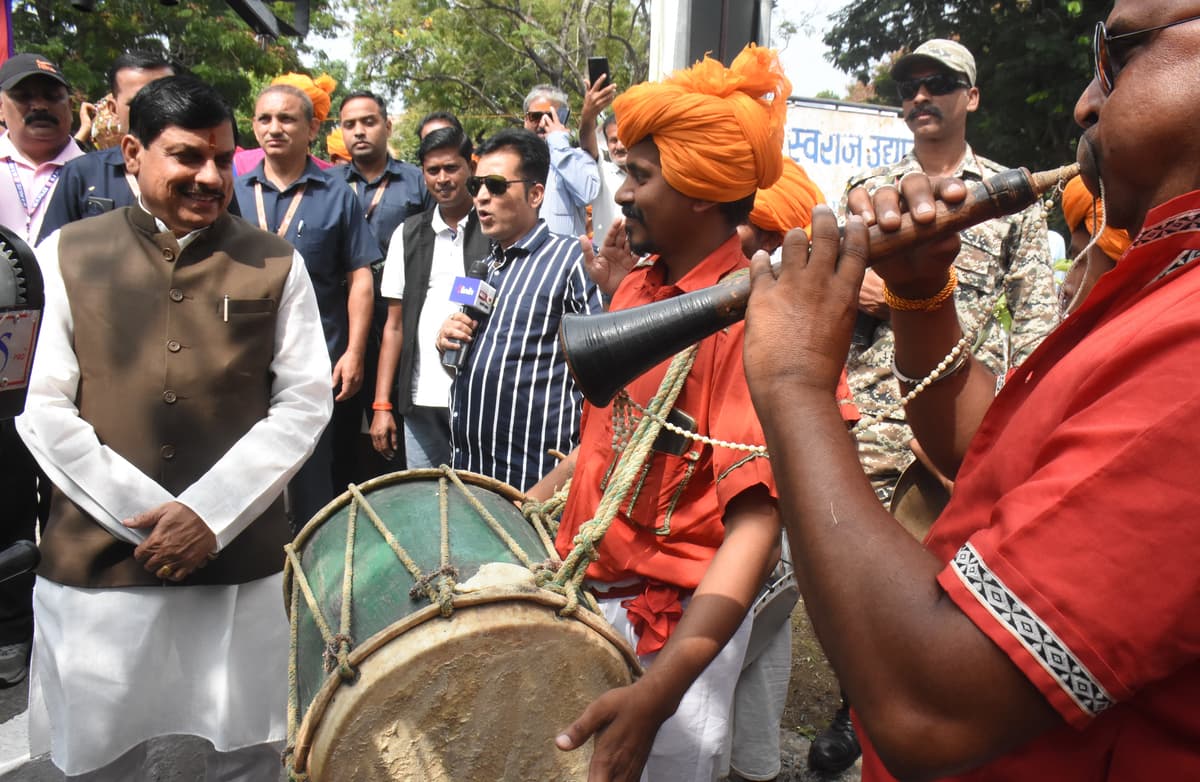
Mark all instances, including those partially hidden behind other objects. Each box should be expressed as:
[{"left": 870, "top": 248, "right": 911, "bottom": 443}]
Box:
[
  {"left": 442, "top": 257, "right": 496, "bottom": 370},
  {"left": 0, "top": 541, "right": 39, "bottom": 584}
]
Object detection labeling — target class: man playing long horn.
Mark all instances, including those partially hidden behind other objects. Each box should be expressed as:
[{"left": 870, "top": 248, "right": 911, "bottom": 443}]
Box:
[{"left": 527, "top": 45, "right": 786, "bottom": 782}]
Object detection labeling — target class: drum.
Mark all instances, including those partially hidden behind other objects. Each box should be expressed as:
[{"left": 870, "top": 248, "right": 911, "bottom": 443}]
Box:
[
  {"left": 889, "top": 459, "right": 951, "bottom": 541},
  {"left": 284, "top": 468, "right": 641, "bottom": 781}
]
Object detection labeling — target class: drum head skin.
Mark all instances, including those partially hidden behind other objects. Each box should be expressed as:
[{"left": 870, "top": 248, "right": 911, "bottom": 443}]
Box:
[{"left": 286, "top": 470, "right": 640, "bottom": 781}]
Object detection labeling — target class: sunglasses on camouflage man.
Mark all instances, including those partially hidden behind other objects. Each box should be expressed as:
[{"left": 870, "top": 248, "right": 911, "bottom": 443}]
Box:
[
  {"left": 1093, "top": 14, "right": 1200, "bottom": 96},
  {"left": 466, "top": 175, "right": 535, "bottom": 197},
  {"left": 895, "top": 72, "right": 970, "bottom": 101}
]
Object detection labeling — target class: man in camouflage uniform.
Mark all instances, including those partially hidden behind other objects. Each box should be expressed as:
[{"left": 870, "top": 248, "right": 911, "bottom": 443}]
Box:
[
  {"left": 841, "top": 38, "right": 1058, "bottom": 507},
  {"left": 810, "top": 39, "right": 1059, "bottom": 777}
]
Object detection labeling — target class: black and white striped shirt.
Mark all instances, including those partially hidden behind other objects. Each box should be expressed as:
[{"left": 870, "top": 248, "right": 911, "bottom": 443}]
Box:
[{"left": 450, "top": 221, "right": 602, "bottom": 490}]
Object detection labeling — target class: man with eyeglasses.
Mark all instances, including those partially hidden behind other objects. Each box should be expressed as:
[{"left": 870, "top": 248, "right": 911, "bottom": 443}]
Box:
[
  {"left": 436, "top": 128, "right": 601, "bottom": 490},
  {"left": 741, "top": 2, "right": 1200, "bottom": 779},
  {"left": 808, "top": 36, "right": 1060, "bottom": 776}
]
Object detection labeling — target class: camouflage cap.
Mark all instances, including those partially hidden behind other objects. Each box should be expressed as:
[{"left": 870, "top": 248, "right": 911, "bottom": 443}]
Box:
[{"left": 891, "top": 39, "right": 976, "bottom": 87}]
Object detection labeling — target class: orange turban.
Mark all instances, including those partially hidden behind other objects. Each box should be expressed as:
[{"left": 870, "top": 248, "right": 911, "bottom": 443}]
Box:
[
  {"left": 271, "top": 72, "right": 337, "bottom": 122},
  {"left": 1061, "top": 176, "right": 1131, "bottom": 261},
  {"left": 613, "top": 44, "right": 792, "bottom": 202},
  {"left": 326, "top": 128, "right": 349, "bottom": 161},
  {"left": 749, "top": 156, "right": 825, "bottom": 234}
]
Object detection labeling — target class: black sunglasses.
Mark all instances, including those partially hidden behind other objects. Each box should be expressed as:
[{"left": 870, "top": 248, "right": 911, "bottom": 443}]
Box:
[
  {"left": 1094, "top": 14, "right": 1200, "bottom": 96},
  {"left": 466, "top": 175, "right": 534, "bottom": 197},
  {"left": 895, "top": 72, "right": 969, "bottom": 101}
]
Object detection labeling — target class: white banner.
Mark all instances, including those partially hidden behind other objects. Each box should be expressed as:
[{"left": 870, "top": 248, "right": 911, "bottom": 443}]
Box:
[{"left": 785, "top": 99, "right": 914, "bottom": 207}]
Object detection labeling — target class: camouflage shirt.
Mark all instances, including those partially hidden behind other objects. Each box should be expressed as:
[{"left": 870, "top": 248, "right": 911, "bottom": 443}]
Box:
[{"left": 839, "top": 147, "right": 1059, "bottom": 502}]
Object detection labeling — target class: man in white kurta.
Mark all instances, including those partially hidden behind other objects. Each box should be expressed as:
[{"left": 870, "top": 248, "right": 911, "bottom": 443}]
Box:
[{"left": 16, "top": 75, "right": 331, "bottom": 780}]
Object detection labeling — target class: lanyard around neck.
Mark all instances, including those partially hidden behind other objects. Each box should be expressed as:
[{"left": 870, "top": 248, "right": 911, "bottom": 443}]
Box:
[
  {"left": 6, "top": 159, "right": 61, "bottom": 234},
  {"left": 254, "top": 180, "right": 307, "bottom": 237},
  {"left": 350, "top": 170, "right": 390, "bottom": 220}
]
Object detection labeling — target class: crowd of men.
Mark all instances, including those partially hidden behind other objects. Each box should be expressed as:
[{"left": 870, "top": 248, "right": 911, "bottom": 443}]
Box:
[{"left": 1, "top": 0, "right": 1198, "bottom": 776}]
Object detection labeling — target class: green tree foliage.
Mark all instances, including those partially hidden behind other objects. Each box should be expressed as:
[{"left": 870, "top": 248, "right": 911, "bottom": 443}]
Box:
[
  {"left": 10, "top": 0, "right": 345, "bottom": 133},
  {"left": 343, "top": 0, "right": 650, "bottom": 152},
  {"left": 824, "top": 0, "right": 1106, "bottom": 172}
]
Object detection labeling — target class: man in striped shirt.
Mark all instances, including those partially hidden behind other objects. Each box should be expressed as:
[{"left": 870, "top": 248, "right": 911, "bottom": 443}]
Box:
[{"left": 437, "top": 128, "right": 602, "bottom": 491}]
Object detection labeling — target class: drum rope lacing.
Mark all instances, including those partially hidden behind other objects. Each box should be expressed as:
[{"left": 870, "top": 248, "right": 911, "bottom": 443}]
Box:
[
  {"left": 546, "top": 343, "right": 700, "bottom": 619},
  {"left": 282, "top": 467, "right": 553, "bottom": 779}
]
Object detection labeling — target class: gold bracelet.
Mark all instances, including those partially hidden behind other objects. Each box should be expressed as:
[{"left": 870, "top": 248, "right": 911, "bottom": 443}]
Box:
[{"left": 883, "top": 267, "right": 957, "bottom": 312}]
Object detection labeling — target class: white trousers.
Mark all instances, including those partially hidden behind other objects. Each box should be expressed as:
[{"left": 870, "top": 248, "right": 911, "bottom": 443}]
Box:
[{"left": 598, "top": 596, "right": 752, "bottom": 782}]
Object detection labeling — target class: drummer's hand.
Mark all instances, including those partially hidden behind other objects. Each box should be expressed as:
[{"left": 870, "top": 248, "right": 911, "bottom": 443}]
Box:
[
  {"left": 437, "top": 312, "right": 477, "bottom": 354},
  {"left": 125, "top": 501, "right": 217, "bottom": 582},
  {"left": 370, "top": 410, "right": 398, "bottom": 460},
  {"left": 555, "top": 680, "right": 671, "bottom": 782},
  {"left": 744, "top": 208, "right": 867, "bottom": 399},
  {"left": 844, "top": 173, "right": 965, "bottom": 299}
]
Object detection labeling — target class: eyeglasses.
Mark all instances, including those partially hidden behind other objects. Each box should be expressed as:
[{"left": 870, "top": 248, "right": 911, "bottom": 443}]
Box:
[
  {"left": 466, "top": 175, "right": 534, "bottom": 197},
  {"left": 525, "top": 111, "right": 552, "bottom": 125},
  {"left": 895, "top": 73, "right": 969, "bottom": 101},
  {"left": 1093, "top": 14, "right": 1200, "bottom": 95}
]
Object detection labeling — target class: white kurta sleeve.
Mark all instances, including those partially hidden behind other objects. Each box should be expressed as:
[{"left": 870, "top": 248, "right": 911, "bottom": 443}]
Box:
[
  {"left": 15, "top": 231, "right": 173, "bottom": 545},
  {"left": 177, "top": 251, "right": 333, "bottom": 549}
]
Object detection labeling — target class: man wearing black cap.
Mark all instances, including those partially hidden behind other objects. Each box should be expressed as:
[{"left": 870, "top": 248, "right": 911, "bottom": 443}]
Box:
[
  {"left": 0, "top": 52, "right": 82, "bottom": 688},
  {"left": 0, "top": 53, "right": 82, "bottom": 243}
]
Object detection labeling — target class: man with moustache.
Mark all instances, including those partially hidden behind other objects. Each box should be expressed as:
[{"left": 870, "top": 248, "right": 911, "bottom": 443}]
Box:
[
  {"left": 742, "top": 2, "right": 1200, "bottom": 779},
  {"left": 38, "top": 51, "right": 180, "bottom": 240},
  {"left": 436, "top": 128, "right": 601, "bottom": 490},
  {"left": 0, "top": 51, "right": 82, "bottom": 687},
  {"left": 527, "top": 46, "right": 786, "bottom": 781},
  {"left": 372, "top": 127, "right": 489, "bottom": 468},
  {"left": 235, "top": 84, "right": 381, "bottom": 527},
  {"left": 808, "top": 42, "right": 1058, "bottom": 773},
  {"left": 17, "top": 75, "right": 331, "bottom": 779}
]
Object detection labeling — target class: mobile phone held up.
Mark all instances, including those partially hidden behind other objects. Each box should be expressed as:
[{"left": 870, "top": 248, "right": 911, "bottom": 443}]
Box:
[{"left": 587, "top": 56, "right": 610, "bottom": 88}]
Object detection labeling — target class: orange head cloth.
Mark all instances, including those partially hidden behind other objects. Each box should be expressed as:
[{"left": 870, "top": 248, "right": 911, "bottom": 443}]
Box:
[
  {"left": 271, "top": 72, "right": 338, "bottom": 123},
  {"left": 326, "top": 128, "right": 349, "bottom": 161},
  {"left": 1061, "top": 176, "right": 1131, "bottom": 262},
  {"left": 749, "top": 156, "right": 825, "bottom": 234},
  {"left": 613, "top": 44, "right": 792, "bottom": 202}
]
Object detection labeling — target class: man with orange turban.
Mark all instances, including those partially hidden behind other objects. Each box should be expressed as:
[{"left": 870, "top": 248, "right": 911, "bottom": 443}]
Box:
[
  {"left": 526, "top": 45, "right": 787, "bottom": 782},
  {"left": 1059, "top": 175, "right": 1130, "bottom": 313}
]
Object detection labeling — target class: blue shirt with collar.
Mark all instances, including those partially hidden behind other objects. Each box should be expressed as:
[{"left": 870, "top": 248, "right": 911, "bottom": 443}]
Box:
[
  {"left": 333, "top": 157, "right": 431, "bottom": 255},
  {"left": 234, "top": 158, "right": 382, "bottom": 358},
  {"left": 541, "top": 130, "right": 600, "bottom": 237},
  {"left": 38, "top": 146, "right": 243, "bottom": 245},
  {"left": 450, "top": 219, "right": 602, "bottom": 490}
]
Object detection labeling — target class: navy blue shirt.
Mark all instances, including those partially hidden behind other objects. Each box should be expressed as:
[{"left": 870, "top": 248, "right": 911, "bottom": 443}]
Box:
[
  {"left": 450, "top": 220, "right": 602, "bottom": 490},
  {"left": 234, "top": 159, "right": 381, "bottom": 358},
  {"left": 334, "top": 157, "right": 430, "bottom": 255}
]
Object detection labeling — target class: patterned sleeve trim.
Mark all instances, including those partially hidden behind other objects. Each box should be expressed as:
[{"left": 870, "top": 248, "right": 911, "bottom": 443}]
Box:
[{"left": 950, "top": 542, "right": 1115, "bottom": 718}]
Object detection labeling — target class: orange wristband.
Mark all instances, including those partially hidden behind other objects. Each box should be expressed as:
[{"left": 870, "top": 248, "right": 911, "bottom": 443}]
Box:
[
  {"left": 883, "top": 267, "right": 957, "bottom": 312},
  {"left": 371, "top": 401, "right": 393, "bottom": 412}
]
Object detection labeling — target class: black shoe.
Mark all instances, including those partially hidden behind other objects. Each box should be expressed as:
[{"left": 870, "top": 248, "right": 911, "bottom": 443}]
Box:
[{"left": 807, "top": 702, "right": 861, "bottom": 774}]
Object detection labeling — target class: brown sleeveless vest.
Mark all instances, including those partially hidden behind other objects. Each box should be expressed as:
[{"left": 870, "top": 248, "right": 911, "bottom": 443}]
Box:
[{"left": 38, "top": 206, "right": 298, "bottom": 588}]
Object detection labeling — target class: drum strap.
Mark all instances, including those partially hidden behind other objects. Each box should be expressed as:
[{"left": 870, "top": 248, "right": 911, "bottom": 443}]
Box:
[{"left": 550, "top": 341, "right": 700, "bottom": 616}]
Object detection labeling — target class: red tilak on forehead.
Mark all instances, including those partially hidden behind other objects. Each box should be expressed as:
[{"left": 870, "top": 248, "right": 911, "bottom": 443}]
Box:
[{"left": 208, "top": 130, "right": 216, "bottom": 151}]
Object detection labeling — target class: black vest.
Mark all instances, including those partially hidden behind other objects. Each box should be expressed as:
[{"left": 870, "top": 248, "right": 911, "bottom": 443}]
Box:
[{"left": 395, "top": 207, "right": 491, "bottom": 414}]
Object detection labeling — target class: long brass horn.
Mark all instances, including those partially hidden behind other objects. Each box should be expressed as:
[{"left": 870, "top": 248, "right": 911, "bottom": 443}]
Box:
[{"left": 561, "top": 163, "right": 1080, "bottom": 406}]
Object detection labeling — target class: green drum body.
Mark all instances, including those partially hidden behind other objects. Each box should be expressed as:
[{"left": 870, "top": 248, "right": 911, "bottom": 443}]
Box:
[{"left": 284, "top": 468, "right": 639, "bottom": 781}]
